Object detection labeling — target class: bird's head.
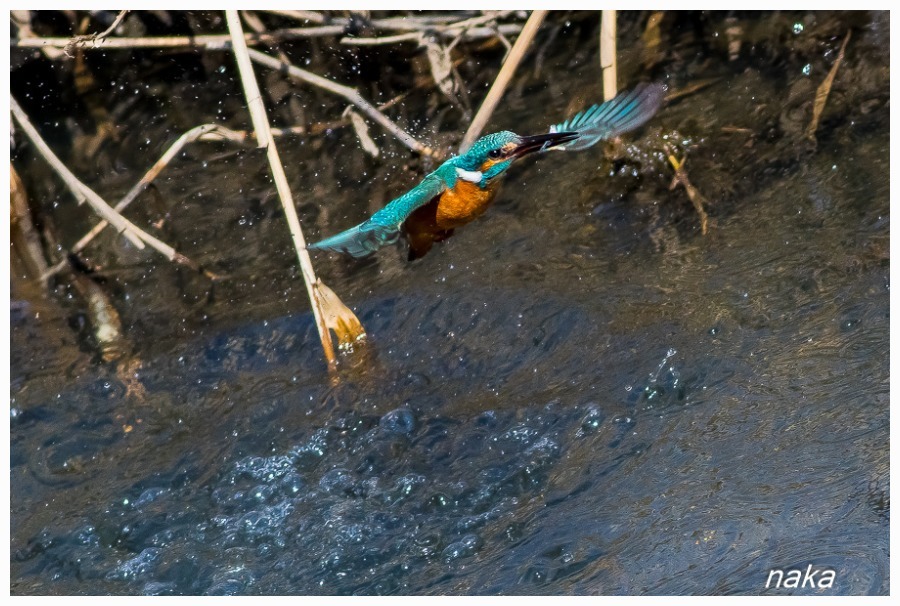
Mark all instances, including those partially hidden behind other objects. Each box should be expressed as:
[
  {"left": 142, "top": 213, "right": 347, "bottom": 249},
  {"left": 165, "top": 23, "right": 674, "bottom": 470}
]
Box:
[{"left": 456, "top": 130, "right": 579, "bottom": 186}]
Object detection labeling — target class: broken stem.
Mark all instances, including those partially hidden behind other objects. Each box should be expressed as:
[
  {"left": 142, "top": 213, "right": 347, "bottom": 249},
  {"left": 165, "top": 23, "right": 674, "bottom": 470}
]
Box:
[{"left": 64, "top": 9, "right": 130, "bottom": 56}]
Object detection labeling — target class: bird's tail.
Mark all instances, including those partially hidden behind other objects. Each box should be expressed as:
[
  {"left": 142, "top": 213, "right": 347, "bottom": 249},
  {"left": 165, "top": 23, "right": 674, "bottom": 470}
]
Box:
[
  {"left": 307, "top": 219, "right": 400, "bottom": 258},
  {"left": 550, "top": 82, "right": 665, "bottom": 151}
]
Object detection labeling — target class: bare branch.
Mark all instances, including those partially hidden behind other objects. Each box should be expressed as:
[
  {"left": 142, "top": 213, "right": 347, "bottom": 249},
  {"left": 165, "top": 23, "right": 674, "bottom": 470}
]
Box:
[
  {"left": 259, "top": 10, "right": 326, "bottom": 24},
  {"left": 11, "top": 96, "right": 209, "bottom": 272},
  {"left": 41, "top": 124, "right": 244, "bottom": 281},
  {"left": 247, "top": 48, "right": 437, "bottom": 158},
  {"left": 342, "top": 24, "right": 523, "bottom": 46}
]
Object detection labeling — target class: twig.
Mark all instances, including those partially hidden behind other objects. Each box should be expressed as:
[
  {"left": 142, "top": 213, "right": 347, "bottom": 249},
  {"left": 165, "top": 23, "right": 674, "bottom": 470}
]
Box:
[
  {"left": 368, "top": 14, "right": 485, "bottom": 29},
  {"left": 440, "top": 11, "right": 512, "bottom": 31},
  {"left": 41, "top": 124, "right": 243, "bottom": 281},
  {"left": 260, "top": 10, "right": 326, "bottom": 24},
  {"left": 341, "top": 15, "right": 523, "bottom": 46},
  {"left": 266, "top": 13, "right": 478, "bottom": 31},
  {"left": 806, "top": 29, "right": 852, "bottom": 142},
  {"left": 12, "top": 17, "right": 520, "bottom": 51},
  {"left": 247, "top": 48, "right": 437, "bottom": 158},
  {"left": 459, "top": 10, "right": 548, "bottom": 153},
  {"left": 664, "top": 78, "right": 721, "bottom": 103},
  {"left": 14, "top": 97, "right": 140, "bottom": 249},
  {"left": 225, "top": 10, "right": 339, "bottom": 371},
  {"left": 344, "top": 107, "right": 380, "bottom": 157},
  {"left": 13, "top": 28, "right": 351, "bottom": 50},
  {"left": 666, "top": 150, "right": 709, "bottom": 235},
  {"left": 11, "top": 96, "right": 212, "bottom": 273},
  {"left": 64, "top": 9, "right": 130, "bottom": 57},
  {"left": 600, "top": 10, "right": 617, "bottom": 101},
  {"left": 341, "top": 31, "right": 424, "bottom": 46}
]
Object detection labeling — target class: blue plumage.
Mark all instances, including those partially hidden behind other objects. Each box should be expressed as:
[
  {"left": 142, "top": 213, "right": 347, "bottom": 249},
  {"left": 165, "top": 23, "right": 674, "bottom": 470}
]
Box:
[
  {"left": 307, "top": 169, "right": 455, "bottom": 257},
  {"left": 549, "top": 82, "right": 665, "bottom": 151}
]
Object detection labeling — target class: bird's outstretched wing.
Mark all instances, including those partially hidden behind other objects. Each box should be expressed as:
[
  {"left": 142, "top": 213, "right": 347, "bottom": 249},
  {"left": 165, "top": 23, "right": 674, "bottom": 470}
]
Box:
[
  {"left": 549, "top": 82, "right": 665, "bottom": 151},
  {"left": 308, "top": 171, "right": 450, "bottom": 258}
]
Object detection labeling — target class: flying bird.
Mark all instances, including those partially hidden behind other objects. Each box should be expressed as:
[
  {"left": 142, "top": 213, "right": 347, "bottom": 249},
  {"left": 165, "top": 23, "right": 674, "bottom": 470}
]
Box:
[{"left": 308, "top": 82, "right": 665, "bottom": 260}]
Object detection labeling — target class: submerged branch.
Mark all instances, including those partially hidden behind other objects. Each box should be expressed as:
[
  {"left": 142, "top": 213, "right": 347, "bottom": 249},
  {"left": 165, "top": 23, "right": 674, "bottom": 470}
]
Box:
[{"left": 10, "top": 163, "right": 50, "bottom": 285}]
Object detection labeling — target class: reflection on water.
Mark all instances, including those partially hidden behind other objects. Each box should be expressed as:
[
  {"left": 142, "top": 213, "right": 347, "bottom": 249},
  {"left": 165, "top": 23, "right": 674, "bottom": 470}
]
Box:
[{"left": 11, "top": 12, "right": 888, "bottom": 596}]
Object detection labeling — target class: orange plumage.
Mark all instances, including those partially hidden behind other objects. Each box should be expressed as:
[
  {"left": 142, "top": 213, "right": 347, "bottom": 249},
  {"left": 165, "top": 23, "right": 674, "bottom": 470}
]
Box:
[{"left": 403, "top": 160, "right": 504, "bottom": 260}]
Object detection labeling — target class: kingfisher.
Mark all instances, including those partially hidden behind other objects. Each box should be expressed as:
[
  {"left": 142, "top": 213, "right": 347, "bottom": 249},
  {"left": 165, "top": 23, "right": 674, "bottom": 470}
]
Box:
[{"left": 308, "top": 82, "right": 665, "bottom": 260}]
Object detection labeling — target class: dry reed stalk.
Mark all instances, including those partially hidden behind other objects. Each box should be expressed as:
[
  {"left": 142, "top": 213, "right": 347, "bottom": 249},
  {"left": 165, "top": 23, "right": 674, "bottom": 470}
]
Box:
[
  {"left": 459, "top": 9, "right": 548, "bottom": 153},
  {"left": 41, "top": 124, "right": 244, "bottom": 281},
  {"left": 600, "top": 11, "right": 617, "bottom": 101},
  {"left": 14, "top": 19, "right": 521, "bottom": 51},
  {"left": 11, "top": 96, "right": 208, "bottom": 271},
  {"left": 225, "top": 10, "right": 339, "bottom": 370}
]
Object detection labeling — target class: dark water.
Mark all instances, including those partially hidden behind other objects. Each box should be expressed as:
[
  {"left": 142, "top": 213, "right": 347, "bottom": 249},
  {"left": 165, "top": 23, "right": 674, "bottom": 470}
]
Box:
[{"left": 10, "top": 12, "right": 889, "bottom": 595}]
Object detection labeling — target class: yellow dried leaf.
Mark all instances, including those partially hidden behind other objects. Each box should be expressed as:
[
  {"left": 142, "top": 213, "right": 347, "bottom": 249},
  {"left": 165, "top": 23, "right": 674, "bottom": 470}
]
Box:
[
  {"left": 807, "top": 30, "right": 851, "bottom": 141},
  {"left": 314, "top": 279, "right": 366, "bottom": 350}
]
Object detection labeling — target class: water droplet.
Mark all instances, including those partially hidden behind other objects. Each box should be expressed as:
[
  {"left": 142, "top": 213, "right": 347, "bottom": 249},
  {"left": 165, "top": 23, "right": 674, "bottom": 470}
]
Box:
[
  {"left": 379, "top": 408, "right": 416, "bottom": 435},
  {"left": 793, "top": 22, "right": 804, "bottom": 34}
]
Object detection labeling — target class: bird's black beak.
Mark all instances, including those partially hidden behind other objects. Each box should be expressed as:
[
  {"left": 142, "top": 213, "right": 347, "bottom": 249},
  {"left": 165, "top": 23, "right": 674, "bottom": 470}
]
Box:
[{"left": 510, "top": 131, "right": 579, "bottom": 158}]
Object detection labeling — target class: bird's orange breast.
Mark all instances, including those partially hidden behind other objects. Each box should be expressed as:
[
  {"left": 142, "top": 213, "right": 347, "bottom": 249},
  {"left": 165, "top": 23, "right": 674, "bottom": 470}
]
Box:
[{"left": 435, "top": 178, "right": 501, "bottom": 230}]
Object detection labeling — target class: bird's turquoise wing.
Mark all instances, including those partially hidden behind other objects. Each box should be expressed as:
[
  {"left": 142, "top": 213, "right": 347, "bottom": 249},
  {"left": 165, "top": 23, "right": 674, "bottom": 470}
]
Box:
[
  {"left": 550, "top": 82, "right": 665, "bottom": 151},
  {"left": 308, "top": 171, "right": 450, "bottom": 258}
]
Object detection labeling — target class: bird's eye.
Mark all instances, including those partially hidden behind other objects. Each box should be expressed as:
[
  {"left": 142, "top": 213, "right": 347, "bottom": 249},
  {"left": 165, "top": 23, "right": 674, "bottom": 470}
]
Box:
[{"left": 488, "top": 149, "right": 503, "bottom": 159}]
